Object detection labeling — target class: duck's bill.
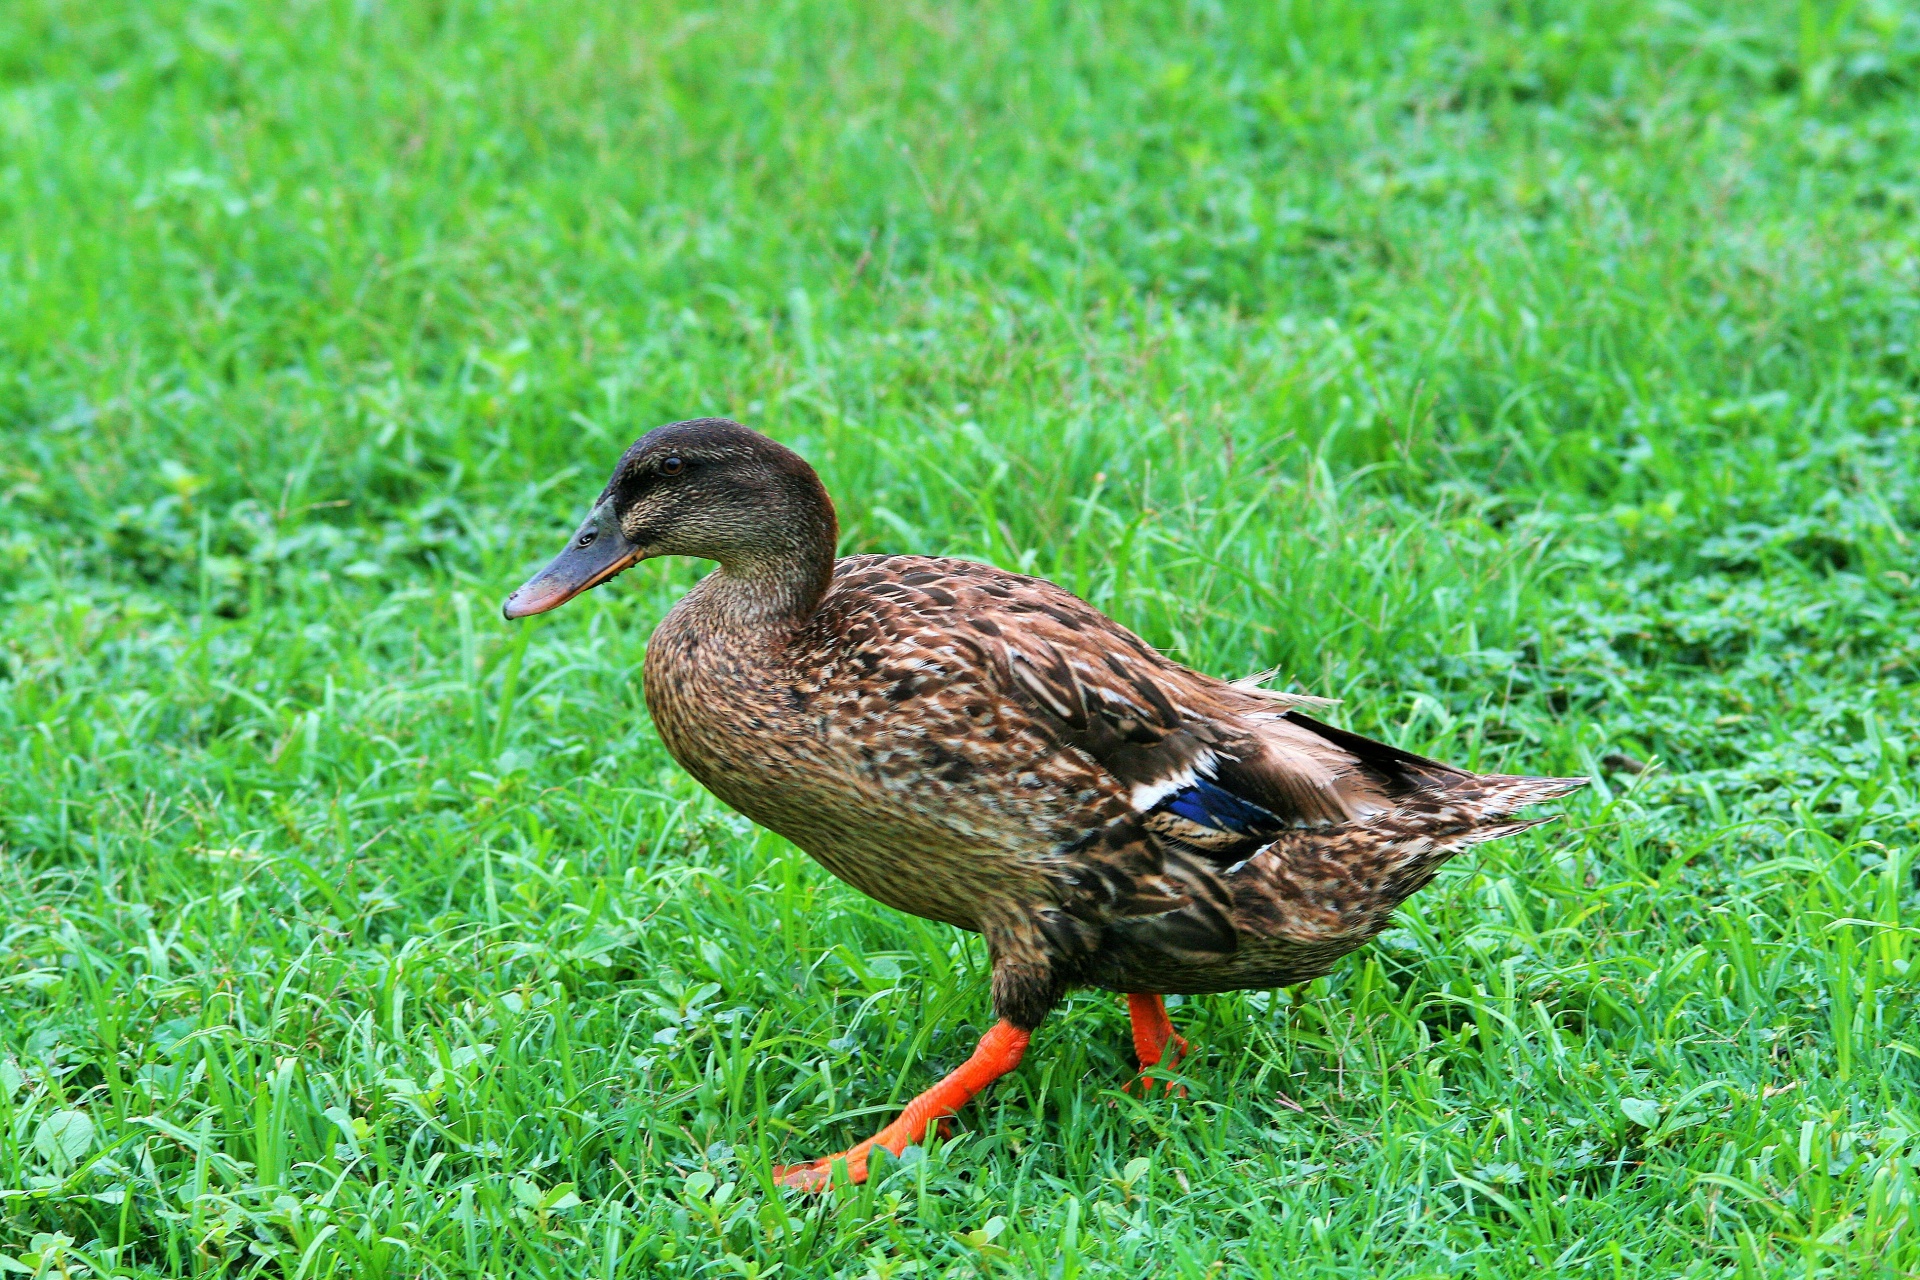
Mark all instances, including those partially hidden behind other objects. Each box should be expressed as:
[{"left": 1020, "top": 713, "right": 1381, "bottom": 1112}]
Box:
[{"left": 501, "top": 502, "right": 645, "bottom": 620}]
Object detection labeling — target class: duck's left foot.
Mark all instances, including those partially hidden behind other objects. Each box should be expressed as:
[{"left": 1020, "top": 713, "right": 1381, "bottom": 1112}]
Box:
[
  {"left": 1124, "top": 993, "right": 1189, "bottom": 1097},
  {"left": 773, "top": 1021, "right": 1030, "bottom": 1191}
]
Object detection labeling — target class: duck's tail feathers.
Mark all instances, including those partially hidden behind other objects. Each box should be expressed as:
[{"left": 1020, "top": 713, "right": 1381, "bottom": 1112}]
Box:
[
  {"left": 1228, "top": 668, "right": 1342, "bottom": 709},
  {"left": 1229, "top": 773, "right": 1587, "bottom": 946},
  {"left": 1454, "top": 813, "right": 1558, "bottom": 846},
  {"left": 1447, "top": 774, "right": 1590, "bottom": 821}
]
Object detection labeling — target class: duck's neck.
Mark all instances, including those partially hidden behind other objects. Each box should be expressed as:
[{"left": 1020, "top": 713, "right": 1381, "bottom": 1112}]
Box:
[
  {"left": 700, "top": 548, "right": 832, "bottom": 630},
  {"left": 696, "top": 485, "right": 839, "bottom": 633}
]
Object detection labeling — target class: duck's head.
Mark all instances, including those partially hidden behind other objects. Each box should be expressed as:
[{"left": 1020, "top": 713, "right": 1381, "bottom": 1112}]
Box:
[{"left": 502, "top": 417, "right": 837, "bottom": 620}]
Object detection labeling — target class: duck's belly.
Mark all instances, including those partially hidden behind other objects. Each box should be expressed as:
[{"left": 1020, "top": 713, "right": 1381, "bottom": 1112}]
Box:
[{"left": 1087, "top": 933, "right": 1360, "bottom": 995}]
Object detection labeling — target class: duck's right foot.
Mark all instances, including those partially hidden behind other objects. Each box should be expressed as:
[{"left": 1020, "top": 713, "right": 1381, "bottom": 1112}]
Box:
[{"left": 1124, "top": 992, "right": 1189, "bottom": 1097}]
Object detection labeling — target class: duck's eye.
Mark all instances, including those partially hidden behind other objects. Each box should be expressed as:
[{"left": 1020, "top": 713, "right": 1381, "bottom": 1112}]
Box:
[
  {"left": 576, "top": 530, "right": 597, "bottom": 548},
  {"left": 659, "top": 456, "right": 685, "bottom": 476}
]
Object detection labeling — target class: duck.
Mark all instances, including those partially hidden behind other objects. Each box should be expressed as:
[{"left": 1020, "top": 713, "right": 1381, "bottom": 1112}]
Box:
[{"left": 502, "top": 417, "right": 1586, "bottom": 1191}]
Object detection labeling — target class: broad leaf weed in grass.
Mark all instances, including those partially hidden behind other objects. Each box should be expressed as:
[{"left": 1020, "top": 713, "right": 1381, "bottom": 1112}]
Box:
[{"left": 3, "top": 1, "right": 1920, "bottom": 1276}]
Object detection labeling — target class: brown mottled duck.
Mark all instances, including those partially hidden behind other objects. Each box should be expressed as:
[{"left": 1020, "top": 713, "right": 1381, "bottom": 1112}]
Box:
[{"left": 502, "top": 418, "right": 1586, "bottom": 1190}]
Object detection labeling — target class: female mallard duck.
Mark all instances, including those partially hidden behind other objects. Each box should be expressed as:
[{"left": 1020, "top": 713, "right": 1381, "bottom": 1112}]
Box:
[{"left": 503, "top": 418, "right": 1585, "bottom": 1190}]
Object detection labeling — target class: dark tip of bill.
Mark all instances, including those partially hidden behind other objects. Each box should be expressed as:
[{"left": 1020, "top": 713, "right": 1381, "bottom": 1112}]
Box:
[{"left": 501, "top": 585, "right": 548, "bottom": 620}]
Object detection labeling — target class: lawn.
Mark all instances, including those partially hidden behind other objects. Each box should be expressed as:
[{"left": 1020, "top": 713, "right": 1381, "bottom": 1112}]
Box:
[{"left": 3, "top": 0, "right": 1920, "bottom": 1274}]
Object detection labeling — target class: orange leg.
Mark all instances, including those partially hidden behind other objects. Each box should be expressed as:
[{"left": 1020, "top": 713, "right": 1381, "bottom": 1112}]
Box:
[
  {"left": 1125, "top": 993, "right": 1189, "bottom": 1095},
  {"left": 773, "top": 1021, "right": 1030, "bottom": 1191}
]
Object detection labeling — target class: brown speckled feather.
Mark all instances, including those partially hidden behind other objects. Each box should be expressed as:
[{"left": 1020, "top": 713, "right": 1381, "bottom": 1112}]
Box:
[{"left": 643, "top": 547, "right": 1585, "bottom": 1026}]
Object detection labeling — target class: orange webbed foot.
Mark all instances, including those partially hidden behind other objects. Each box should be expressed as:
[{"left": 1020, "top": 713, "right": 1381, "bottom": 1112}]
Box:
[
  {"left": 774, "top": 1022, "right": 1028, "bottom": 1191},
  {"left": 1124, "top": 993, "right": 1190, "bottom": 1098},
  {"left": 772, "top": 1145, "right": 872, "bottom": 1192}
]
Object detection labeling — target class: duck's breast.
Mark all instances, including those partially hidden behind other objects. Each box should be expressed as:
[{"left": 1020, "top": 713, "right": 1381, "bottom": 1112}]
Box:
[{"left": 641, "top": 600, "right": 1072, "bottom": 930}]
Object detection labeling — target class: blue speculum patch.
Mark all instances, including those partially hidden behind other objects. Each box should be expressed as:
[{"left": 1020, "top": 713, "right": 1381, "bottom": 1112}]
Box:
[{"left": 1157, "top": 776, "right": 1283, "bottom": 840}]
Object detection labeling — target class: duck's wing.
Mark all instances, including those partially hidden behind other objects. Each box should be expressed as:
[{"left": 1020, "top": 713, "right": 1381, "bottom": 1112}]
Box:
[{"left": 968, "top": 573, "right": 1463, "bottom": 845}]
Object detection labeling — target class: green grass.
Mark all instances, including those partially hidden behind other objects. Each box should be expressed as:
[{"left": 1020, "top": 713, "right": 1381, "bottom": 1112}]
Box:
[{"left": 3, "top": 0, "right": 1920, "bottom": 1274}]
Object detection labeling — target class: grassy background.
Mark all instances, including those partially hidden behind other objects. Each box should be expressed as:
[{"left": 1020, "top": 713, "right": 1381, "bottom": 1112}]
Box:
[{"left": 4, "top": 0, "right": 1920, "bottom": 1274}]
